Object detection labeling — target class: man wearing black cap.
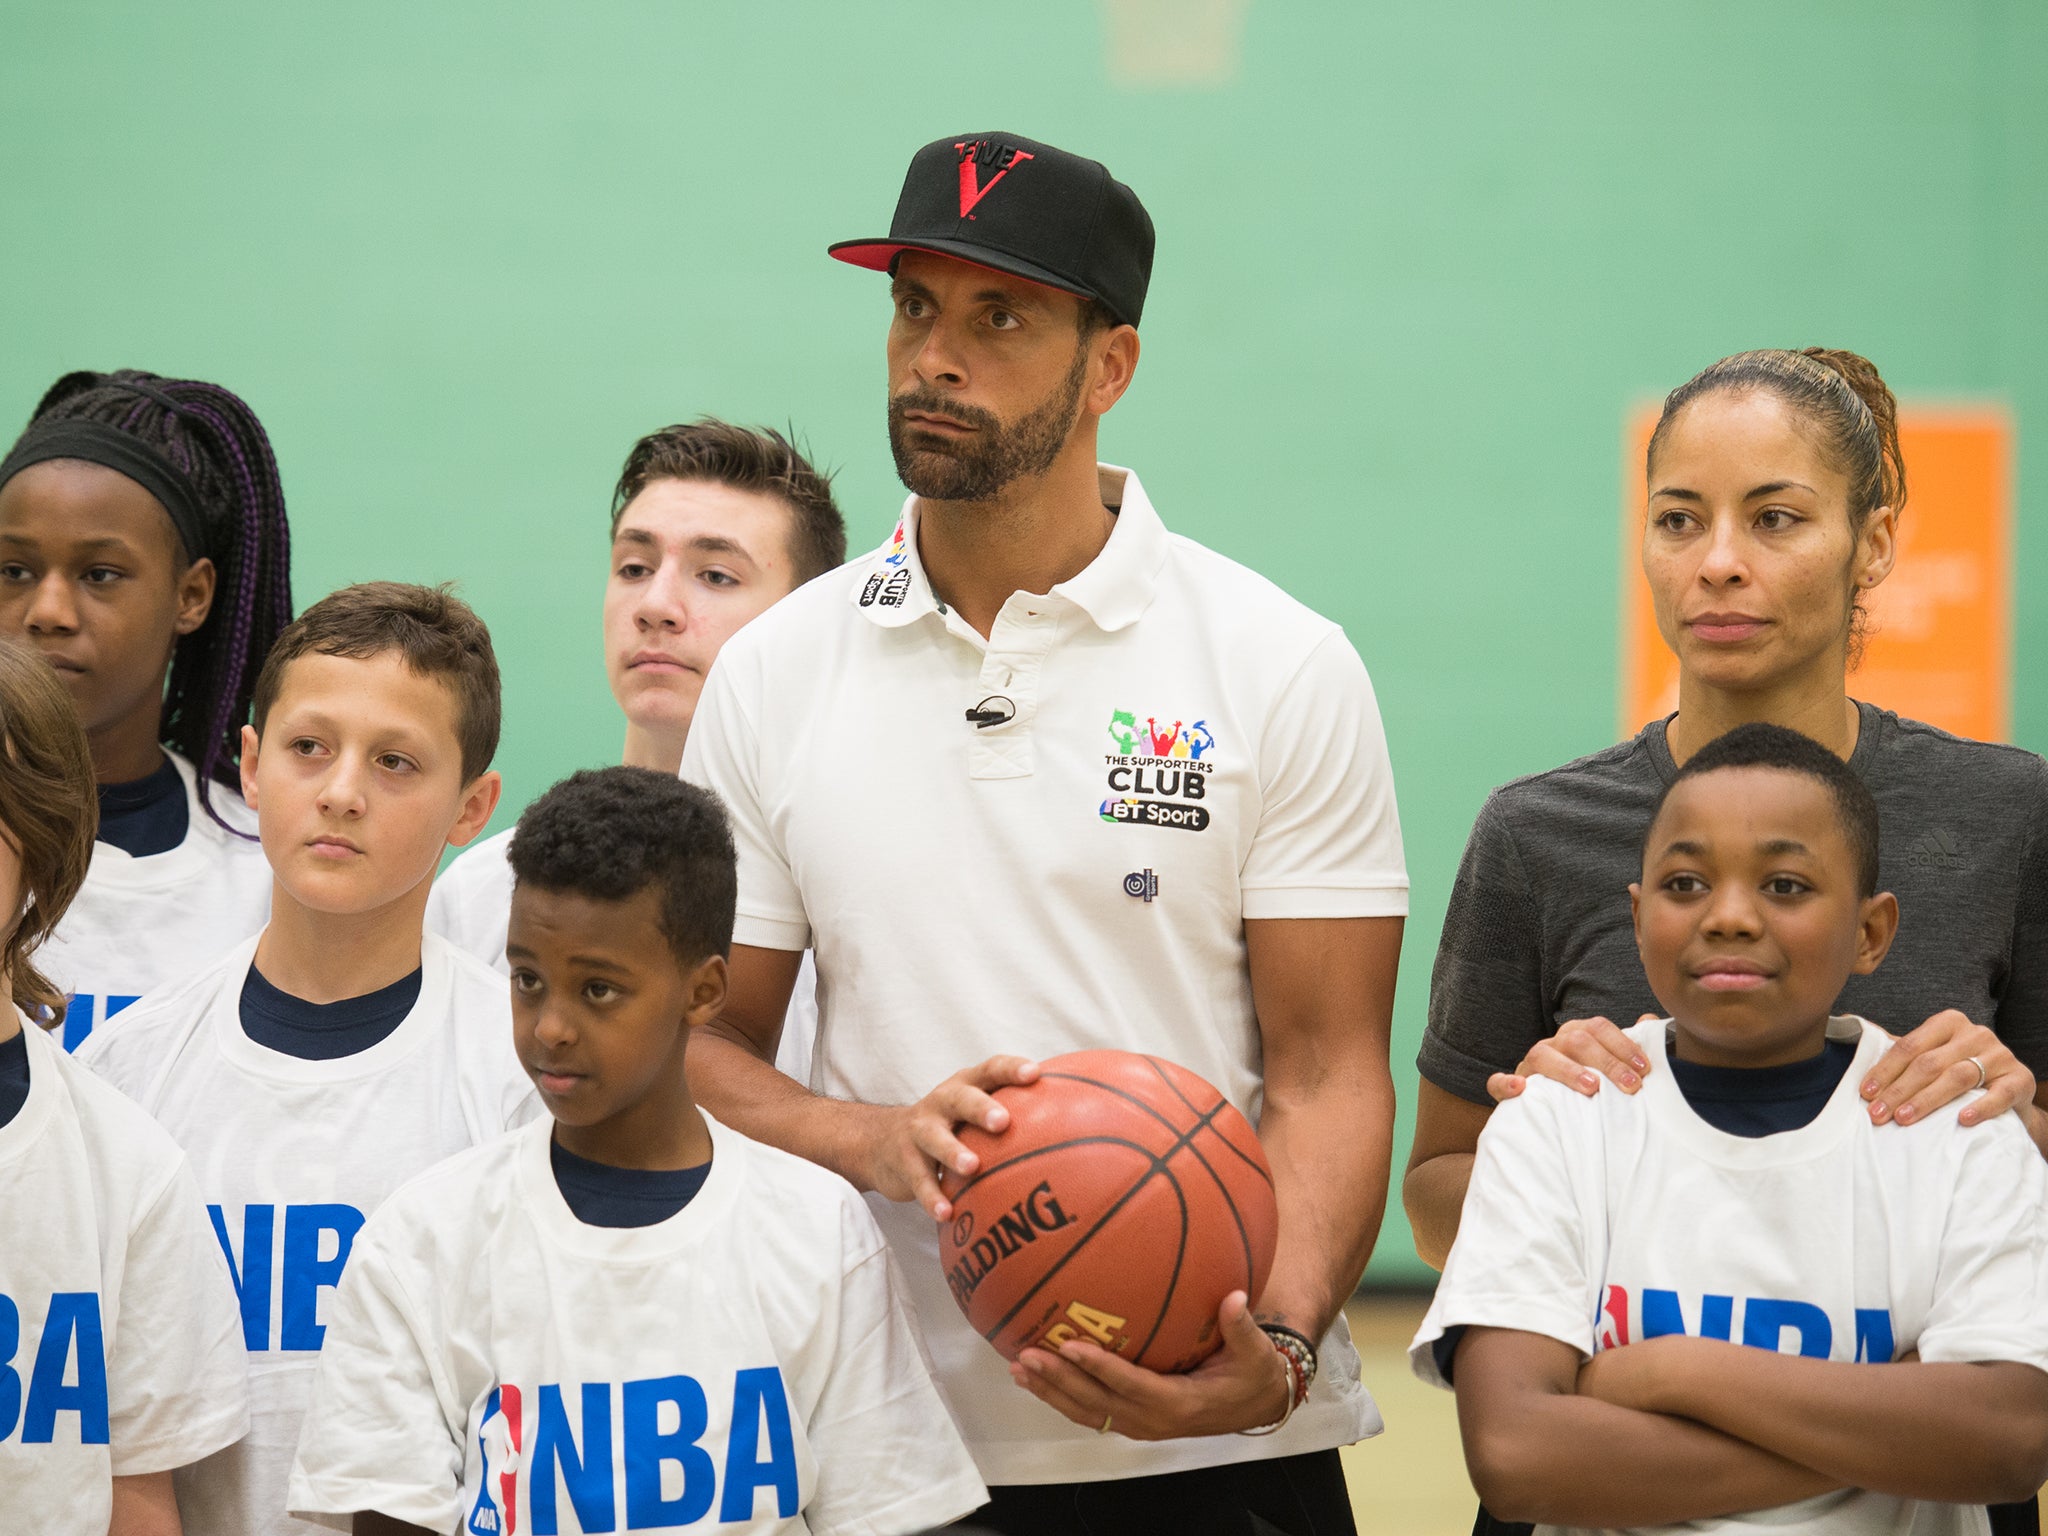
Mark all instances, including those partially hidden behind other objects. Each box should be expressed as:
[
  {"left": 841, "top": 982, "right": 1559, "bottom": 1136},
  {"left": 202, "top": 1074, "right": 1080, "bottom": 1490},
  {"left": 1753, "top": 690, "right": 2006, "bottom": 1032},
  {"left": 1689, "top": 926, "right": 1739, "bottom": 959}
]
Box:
[{"left": 682, "top": 132, "right": 1407, "bottom": 1532}]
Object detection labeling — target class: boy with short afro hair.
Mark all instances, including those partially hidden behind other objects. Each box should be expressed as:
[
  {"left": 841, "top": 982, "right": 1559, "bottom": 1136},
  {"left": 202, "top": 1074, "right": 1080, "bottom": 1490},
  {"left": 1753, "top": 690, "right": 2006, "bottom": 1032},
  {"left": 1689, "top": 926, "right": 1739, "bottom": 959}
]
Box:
[
  {"left": 1413, "top": 722, "right": 2048, "bottom": 1535},
  {"left": 80, "top": 582, "right": 536, "bottom": 1535},
  {"left": 289, "top": 767, "right": 986, "bottom": 1536}
]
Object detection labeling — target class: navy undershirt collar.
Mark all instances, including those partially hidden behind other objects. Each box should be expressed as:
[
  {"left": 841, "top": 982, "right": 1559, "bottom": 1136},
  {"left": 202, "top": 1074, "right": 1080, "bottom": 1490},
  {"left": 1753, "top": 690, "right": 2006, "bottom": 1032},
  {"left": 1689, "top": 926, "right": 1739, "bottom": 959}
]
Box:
[
  {"left": 96, "top": 756, "right": 188, "bottom": 858},
  {"left": 0, "top": 1030, "right": 26, "bottom": 1129},
  {"left": 549, "top": 1139, "right": 711, "bottom": 1229},
  {"left": 1667, "top": 1036, "right": 1858, "bottom": 1138},
  {"left": 238, "top": 964, "right": 422, "bottom": 1061}
]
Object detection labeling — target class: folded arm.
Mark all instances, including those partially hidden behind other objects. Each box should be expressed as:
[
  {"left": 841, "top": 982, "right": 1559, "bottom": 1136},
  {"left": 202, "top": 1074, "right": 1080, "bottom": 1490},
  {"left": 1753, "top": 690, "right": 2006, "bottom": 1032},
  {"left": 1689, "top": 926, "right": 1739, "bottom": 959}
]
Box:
[
  {"left": 1453, "top": 1327, "right": 1839, "bottom": 1527},
  {"left": 1582, "top": 1333, "right": 2048, "bottom": 1505}
]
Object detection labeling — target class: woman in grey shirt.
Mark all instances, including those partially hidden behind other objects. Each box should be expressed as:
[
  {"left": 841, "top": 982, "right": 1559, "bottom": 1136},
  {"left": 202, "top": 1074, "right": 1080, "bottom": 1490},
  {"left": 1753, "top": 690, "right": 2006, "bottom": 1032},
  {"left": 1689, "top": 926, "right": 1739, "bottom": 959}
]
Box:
[{"left": 1406, "top": 346, "right": 2048, "bottom": 1270}]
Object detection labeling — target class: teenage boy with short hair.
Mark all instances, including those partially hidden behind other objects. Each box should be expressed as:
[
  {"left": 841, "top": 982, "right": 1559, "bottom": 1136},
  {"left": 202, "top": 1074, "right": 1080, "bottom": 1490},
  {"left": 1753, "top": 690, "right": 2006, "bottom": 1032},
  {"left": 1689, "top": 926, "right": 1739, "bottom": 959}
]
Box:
[
  {"left": 287, "top": 767, "right": 986, "bottom": 1536},
  {"left": 80, "top": 582, "right": 537, "bottom": 1535},
  {"left": 428, "top": 418, "right": 845, "bottom": 971},
  {"left": 1413, "top": 723, "right": 2048, "bottom": 1534},
  {"left": 427, "top": 419, "right": 846, "bottom": 1087}
]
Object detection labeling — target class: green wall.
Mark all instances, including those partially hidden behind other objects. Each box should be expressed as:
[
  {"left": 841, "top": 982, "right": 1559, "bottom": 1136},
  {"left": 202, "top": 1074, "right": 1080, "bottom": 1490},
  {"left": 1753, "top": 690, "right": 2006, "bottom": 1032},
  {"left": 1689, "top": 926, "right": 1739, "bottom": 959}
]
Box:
[{"left": 4, "top": 2, "right": 2043, "bottom": 1282}]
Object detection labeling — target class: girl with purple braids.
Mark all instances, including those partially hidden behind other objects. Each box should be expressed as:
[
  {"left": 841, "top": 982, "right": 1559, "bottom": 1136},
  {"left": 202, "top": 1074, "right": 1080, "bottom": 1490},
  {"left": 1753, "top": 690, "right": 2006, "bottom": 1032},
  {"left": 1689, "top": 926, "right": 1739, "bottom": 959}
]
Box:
[{"left": 0, "top": 369, "right": 293, "bottom": 1050}]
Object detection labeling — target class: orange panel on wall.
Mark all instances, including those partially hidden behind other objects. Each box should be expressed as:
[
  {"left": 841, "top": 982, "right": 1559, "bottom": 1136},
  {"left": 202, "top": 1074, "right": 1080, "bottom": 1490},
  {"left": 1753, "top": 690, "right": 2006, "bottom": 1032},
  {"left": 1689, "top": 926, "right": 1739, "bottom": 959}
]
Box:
[{"left": 1619, "top": 406, "right": 2012, "bottom": 743}]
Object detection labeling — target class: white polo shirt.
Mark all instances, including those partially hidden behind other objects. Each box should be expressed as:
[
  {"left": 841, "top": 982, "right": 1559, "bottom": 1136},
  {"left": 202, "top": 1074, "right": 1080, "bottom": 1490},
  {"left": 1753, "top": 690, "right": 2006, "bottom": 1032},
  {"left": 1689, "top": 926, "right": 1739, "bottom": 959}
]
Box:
[{"left": 682, "top": 465, "right": 1407, "bottom": 1485}]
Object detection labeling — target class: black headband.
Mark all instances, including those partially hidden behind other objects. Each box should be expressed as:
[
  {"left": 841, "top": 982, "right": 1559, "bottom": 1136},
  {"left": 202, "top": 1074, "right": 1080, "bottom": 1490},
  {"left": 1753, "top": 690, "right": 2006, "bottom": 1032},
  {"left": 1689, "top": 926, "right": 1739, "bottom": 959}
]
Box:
[{"left": 0, "top": 419, "right": 211, "bottom": 562}]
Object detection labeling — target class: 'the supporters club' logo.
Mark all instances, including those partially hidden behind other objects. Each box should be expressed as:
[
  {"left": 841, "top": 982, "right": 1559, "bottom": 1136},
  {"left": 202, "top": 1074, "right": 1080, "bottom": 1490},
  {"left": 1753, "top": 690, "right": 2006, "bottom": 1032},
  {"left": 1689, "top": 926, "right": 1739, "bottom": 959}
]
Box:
[
  {"left": 1099, "top": 709, "right": 1216, "bottom": 831},
  {"left": 859, "top": 521, "right": 914, "bottom": 608},
  {"left": 956, "top": 139, "right": 1034, "bottom": 219}
]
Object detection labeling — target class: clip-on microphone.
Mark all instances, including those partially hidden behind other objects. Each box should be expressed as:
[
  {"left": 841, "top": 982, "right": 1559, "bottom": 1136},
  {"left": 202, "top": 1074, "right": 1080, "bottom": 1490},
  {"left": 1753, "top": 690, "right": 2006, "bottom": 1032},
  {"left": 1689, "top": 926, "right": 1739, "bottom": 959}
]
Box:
[{"left": 965, "top": 695, "right": 1017, "bottom": 729}]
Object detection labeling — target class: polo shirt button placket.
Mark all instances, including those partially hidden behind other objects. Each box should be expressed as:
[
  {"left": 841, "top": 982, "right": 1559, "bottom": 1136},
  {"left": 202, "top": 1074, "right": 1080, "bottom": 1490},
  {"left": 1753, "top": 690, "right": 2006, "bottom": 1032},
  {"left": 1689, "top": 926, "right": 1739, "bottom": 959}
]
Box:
[{"left": 970, "top": 599, "right": 1059, "bottom": 781}]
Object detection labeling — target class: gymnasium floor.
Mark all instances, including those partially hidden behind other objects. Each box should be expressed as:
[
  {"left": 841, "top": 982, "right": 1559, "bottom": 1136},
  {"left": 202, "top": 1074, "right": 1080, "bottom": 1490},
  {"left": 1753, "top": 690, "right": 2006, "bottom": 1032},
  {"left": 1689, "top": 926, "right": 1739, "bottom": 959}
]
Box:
[{"left": 1341, "top": 1294, "right": 1475, "bottom": 1536}]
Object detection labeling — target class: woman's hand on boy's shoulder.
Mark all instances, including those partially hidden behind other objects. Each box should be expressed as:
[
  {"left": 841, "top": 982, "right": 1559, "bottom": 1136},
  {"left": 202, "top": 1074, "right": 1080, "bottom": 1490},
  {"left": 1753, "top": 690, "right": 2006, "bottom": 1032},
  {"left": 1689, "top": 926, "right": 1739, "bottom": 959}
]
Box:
[
  {"left": 1487, "top": 1015, "right": 1659, "bottom": 1104},
  {"left": 1862, "top": 1011, "right": 2042, "bottom": 1145}
]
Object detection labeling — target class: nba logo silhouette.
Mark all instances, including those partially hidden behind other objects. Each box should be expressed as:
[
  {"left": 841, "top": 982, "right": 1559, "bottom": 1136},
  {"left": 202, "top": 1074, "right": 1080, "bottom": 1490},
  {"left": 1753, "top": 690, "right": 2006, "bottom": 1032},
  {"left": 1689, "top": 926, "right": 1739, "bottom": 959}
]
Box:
[{"left": 468, "top": 1384, "right": 523, "bottom": 1534}]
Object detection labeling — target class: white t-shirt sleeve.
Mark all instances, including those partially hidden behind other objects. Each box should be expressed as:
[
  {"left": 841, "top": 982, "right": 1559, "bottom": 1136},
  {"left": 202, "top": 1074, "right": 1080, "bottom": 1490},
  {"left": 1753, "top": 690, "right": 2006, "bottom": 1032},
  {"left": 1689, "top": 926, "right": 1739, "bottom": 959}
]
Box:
[
  {"left": 107, "top": 1158, "right": 251, "bottom": 1475},
  {"left": 1916, "top": 1113, "right": 2048, "bottom": 1372},
  {"left": 287, "top": 1222, "right": 466, "bottom": 1533},
  {"left": 1409, "top": 1082, "right": 1602, "bottom": 1388},
  {"left": 681, "top": 652, "right": 810, "bottom": 951},
  {"left": 802, "top": 1234, "right": 987, "bottom": 1536},
  {"left": 426, "top": 831, "right": 514, "bottom": 973},
  {"left": 1239, "top": 629, "right": 1408, "bottom": 920}
]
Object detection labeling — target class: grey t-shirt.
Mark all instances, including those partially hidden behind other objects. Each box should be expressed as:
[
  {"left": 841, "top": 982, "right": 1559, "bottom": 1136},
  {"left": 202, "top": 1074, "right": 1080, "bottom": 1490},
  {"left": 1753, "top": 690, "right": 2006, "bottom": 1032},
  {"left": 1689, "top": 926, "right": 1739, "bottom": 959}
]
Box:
[{"left": 1420, "top": 703, "right": 2048, "bottom": 1105}]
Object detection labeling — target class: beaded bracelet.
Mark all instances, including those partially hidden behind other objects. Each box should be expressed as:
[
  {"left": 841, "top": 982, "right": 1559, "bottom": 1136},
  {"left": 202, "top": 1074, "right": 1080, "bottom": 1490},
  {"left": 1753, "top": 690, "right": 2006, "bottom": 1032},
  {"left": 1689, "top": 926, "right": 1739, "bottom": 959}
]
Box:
[
  {"left": 1237, "top": 1323, "right": 1319, "bottom": 1436},
  {"left": 1260, "top": 1323, "right": 1319, "bottom": 1405}
]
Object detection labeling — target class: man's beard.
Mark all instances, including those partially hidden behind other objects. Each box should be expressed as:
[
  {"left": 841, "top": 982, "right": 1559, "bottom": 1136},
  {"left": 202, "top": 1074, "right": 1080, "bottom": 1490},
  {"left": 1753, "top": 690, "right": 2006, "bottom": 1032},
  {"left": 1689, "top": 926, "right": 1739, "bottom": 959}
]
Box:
[{"left": 888, "top": 344, "right": 1090, "bottom": 502}]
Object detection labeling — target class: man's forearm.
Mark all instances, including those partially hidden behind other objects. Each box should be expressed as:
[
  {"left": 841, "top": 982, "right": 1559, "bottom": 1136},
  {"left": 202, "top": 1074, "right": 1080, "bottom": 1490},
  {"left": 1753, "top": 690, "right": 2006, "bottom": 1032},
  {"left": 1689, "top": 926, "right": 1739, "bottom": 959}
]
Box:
[
  {"left": 1464, "top": 1388, "right": 1835, "bottom": 1526},
  {"left": 687, "top": 1027, "right": 882, "bottom": 1189},
  {"left": 1401, "top": 1151, "right": 1472, "bottom": 1271},
  {"left": 110, "top": 1473, "right": 182, "bottom": 1536},
  {"left": 1640, "top": 1340, "right": 2048, "bottom": 1504},
  {"left": 1255, "top": 1065, "right": 1394, "bottom": 1340}
]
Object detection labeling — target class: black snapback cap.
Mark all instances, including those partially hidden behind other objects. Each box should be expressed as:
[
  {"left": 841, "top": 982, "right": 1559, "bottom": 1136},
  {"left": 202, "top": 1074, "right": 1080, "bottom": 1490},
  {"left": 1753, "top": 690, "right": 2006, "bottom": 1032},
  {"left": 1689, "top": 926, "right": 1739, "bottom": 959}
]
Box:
[{"left": 830, "top": 132, "right": 1155, "bottom": 328}]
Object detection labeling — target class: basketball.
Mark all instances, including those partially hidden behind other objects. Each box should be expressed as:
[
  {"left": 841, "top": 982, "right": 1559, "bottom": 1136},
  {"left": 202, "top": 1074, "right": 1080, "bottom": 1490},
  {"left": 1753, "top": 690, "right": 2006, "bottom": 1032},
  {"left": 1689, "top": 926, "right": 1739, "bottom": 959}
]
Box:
[{"left": 936, "top": 1049, "right": 1278, "bottom": 1374}]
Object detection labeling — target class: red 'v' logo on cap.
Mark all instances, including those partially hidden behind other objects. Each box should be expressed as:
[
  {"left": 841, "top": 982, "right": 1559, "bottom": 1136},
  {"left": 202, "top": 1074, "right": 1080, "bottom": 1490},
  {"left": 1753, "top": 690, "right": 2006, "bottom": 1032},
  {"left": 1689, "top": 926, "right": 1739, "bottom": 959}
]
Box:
[{"left": 956, "top": 142, "right": 1034, "bottom": 219}]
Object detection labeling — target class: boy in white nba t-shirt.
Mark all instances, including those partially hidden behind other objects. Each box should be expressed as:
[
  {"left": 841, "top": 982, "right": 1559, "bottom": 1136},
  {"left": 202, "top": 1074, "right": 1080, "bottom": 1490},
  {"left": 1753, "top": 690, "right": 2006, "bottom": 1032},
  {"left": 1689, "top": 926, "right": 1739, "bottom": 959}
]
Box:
[
  {"left": 1414, "top": 722, "right": 2048, "bottom": 1534},
  {"left": 0, "top": 638, "right": 248, "bottom": 1535},
  {"left": 78, "top": 584, "right": 536, "bottom": 1534},
  {"left": 288, "top": 767, "right": 986, "bottom": 1536}
]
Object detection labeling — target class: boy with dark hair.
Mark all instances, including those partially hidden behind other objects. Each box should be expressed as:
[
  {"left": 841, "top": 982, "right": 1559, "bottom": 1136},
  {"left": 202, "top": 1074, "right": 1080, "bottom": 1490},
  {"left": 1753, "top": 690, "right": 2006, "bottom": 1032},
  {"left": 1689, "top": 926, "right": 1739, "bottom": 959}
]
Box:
[
  {"left": 79, "top": 582, "right": 536, "bottom": 1535},
  {"left": 429, "top": 417, "right": 846, "bottom": 969},
  {"left": 288, "top": 767, "right": 985, "bottom": 1536},
  {"left": 1413, "top": 722, "right": 2048, "bottom": 1534},
  {"left": 426, "top": 418, "right": 845, "bottom": 1086}
]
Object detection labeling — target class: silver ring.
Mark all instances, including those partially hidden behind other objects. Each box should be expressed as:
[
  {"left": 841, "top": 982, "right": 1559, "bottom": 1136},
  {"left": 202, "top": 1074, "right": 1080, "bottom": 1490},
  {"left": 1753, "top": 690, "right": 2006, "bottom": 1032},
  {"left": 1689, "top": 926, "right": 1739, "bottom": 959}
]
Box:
[
  {"left": 1097, "top": 1411, "right": 1113, "bottom": 1435},
  {"left": 1969, "top": 1055, "right": 1987, "bottom": 1091}
]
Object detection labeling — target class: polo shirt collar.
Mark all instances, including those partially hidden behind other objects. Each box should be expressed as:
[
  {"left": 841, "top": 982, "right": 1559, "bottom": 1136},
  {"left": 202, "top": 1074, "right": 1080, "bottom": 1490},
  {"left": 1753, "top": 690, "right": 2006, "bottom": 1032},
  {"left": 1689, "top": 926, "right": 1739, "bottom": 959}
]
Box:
[
  {"left": 848, "top": 503, "right": 939, "bottom": 627},
  {"left": 849, "top": 464, "right": 1168, "bottom": 633},
  {"left": 1054, "top": 465, "right": 1168, "bottom": 632}
]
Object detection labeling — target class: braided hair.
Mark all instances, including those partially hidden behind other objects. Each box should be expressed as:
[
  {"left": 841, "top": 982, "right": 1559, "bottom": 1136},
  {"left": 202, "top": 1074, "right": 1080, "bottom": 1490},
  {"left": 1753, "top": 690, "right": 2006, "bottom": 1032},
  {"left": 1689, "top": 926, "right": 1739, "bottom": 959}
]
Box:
[{"left": 15, "top": 370, "right": 293, "bottom": 830}]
